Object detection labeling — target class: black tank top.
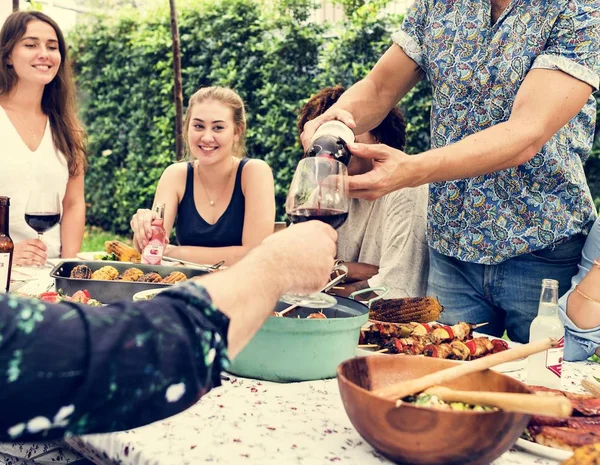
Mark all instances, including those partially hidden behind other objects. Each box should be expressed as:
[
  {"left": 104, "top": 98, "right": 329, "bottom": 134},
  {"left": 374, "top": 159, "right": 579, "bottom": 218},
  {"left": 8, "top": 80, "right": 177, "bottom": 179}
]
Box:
[{"left": 175, "top": 158, "right": 248, "bottom": 247}]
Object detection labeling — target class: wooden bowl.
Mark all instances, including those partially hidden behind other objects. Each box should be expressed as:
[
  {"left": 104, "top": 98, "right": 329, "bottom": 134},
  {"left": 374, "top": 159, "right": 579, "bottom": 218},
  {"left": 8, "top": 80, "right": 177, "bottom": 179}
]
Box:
[{"left": 337, "top": 355, "right": 532, "bottom": 465}]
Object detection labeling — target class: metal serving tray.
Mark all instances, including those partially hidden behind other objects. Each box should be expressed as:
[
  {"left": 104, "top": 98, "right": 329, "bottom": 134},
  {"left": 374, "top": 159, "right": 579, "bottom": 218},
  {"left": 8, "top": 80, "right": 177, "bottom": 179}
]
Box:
[{"left": 50, "top": 259, "right": 210, "bottom": 303}]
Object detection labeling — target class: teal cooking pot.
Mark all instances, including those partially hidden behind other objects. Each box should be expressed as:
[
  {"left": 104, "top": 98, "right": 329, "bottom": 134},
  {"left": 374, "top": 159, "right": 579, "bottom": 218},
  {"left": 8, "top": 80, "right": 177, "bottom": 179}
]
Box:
[{"left": 228, "top": 288, "right": 386, "bottom": 382}]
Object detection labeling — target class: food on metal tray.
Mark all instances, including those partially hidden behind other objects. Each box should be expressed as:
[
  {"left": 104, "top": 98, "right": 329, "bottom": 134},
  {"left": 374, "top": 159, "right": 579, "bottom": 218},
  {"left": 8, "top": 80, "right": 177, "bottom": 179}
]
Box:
[
  {"left": 306, "top": 312, "right": 327, "bottom": 319},
  {"left": 91, "top": 266, "right": 119, "bottom": 281},
  {"left": 119, "top": 267, "right": 144, "bottom": 282},
  {"left": 404, "top": 392, "right": 497, "bottom": 412},
  {"left": 161, "top": 271, "right": 187, "bottom": 284},
  {"left": 140, "top": 272, "right": 163, "bottom": 283},
  {"left": 105, "top": 240, "right": 141, "bottom": 263},
  {"left": 561, "top": 444, "right": 600, "bottom": 465},
  {"left": 524, "top": 387, "right": 600, "bottom": 452},
  {"left": 361, "top": 322, "right": 481, "bottom": 345},
  {"left": 70, "top": 264, "right": 92, "bottom": 279},
  {"left": 369, "top": 296, "right": 443, "bottom": 323}
]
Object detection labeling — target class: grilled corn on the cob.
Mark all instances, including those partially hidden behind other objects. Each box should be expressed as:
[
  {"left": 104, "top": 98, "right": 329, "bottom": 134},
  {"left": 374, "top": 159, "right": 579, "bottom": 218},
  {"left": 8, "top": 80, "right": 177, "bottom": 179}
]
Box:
[
  {"left": 105, "top": 240, "right": 141, "bottom": 263},
  {"left": 369, "top": 297, "right": 443, "bottom": 324},
  {"left": 161, "top": 271, "right": 187, "bottom": 284}
]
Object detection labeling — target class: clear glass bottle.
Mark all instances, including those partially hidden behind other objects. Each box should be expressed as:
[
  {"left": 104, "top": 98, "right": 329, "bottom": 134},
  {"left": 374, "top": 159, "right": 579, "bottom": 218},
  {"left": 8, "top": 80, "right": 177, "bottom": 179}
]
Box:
[
  {"left": 141, "top": 203, "right": 167, "bottom": 265},
  {"left": 306, "top": 120, "right": 355, "bottom": 167},
  {"left": 0, "top": 197, "right": 14, "bottom": 293},
  {"left": 527, "top": 279, "right": 565, "bottom": 389}
]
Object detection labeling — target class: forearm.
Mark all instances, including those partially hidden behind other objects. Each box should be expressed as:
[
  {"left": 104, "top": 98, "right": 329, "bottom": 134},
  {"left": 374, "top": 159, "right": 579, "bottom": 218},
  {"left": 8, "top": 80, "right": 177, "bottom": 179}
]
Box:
[
  {"left": 343, "top": 262, "right": 379, "bottom": 283},
  {"left": 199, "top": 245, "right": 287, "bottom": 358},
  {"left": 165, "top": 244, "right": 250, "bottom": 266},
  {"left": 0, "top": 284, "right": 229, "bottom": 441},
  {"left": 566, "top": 266, "right": 600, "bottom": 330},
  {"left": 411, "top": 120, "right": 540, "bottom": 187},
  {"left": 60, "top": 202, "right": 85, "bottom": 257}
]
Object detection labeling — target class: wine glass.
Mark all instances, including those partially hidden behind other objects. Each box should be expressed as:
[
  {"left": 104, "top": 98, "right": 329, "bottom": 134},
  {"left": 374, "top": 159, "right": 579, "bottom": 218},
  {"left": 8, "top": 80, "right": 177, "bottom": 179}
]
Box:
[
  {"left": 280, "top": 157, "right": 350, "bottom": 309},
  {"left": 24, "top": 190, "right": 61, "bottom": 266}
]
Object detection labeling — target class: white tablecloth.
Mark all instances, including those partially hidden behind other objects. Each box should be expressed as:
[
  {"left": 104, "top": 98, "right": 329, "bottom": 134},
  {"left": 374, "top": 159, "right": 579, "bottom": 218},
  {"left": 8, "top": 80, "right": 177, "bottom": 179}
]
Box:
[{"left": 6, "top": 263, "right": 599, "bottom": 465}]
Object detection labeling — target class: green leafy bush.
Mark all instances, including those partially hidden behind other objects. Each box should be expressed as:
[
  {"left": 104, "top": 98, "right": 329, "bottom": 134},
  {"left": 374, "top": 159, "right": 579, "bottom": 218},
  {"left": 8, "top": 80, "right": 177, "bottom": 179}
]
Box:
[{"left": 70, "top": 0, "right": 599, "bottom": 235}]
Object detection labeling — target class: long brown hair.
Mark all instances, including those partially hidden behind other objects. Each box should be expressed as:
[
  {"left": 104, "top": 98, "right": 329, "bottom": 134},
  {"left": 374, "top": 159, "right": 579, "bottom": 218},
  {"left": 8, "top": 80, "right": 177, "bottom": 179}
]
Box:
[
  {"left": 0, "top": 11, "right": 87, "bottom": 176},
  {"left": 297, "top": 85, "right": 407, "bottom": 150},
  {"left": 182, "top": 86, "right": 247, "bottom": 160}
]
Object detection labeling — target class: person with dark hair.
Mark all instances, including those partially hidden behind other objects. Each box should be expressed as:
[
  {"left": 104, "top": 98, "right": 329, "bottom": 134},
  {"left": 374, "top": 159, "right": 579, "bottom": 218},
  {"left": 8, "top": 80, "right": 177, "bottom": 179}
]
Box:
[
  {"left": 130, "top": 86, "right": 275, "bottom": 266},
  {"left": 0, "top": 11, "right": 86, "bottom": 266},
  {"left": 298, "top": 86, "right": 429, "bottom": 298}
]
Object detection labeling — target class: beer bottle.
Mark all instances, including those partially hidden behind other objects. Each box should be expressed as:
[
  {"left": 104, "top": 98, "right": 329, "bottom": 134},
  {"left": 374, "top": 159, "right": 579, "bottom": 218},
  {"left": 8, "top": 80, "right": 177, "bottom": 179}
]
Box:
[{"left": 0, "top": 197, "right": 14, "bottom": 293}]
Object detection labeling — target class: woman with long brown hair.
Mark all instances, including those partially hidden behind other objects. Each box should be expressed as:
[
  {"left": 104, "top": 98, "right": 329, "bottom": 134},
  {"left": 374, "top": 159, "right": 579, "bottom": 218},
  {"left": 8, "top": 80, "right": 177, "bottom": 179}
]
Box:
[{"left": 0, "top": 11, "right": 86, "bottom": 266}]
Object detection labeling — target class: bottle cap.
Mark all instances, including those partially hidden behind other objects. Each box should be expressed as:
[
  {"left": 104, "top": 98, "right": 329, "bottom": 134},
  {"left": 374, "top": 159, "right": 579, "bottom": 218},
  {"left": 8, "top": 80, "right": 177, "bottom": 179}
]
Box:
[
  {"left": 311, "top": 120, "right": 355, "bottom": 146},
  {"left": 541, "top": 279, "right": 559, "bottom": 289}
]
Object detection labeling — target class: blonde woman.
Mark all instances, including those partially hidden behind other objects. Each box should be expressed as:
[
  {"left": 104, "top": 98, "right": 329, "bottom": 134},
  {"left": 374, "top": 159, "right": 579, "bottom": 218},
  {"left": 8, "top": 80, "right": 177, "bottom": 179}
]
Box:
[{"left": 131, "top": 86, "right": 275, "bottom": 265}]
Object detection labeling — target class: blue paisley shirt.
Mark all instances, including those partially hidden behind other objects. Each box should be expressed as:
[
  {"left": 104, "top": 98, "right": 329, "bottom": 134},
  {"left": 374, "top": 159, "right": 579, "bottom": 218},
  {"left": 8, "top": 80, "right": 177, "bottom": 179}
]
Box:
[
  {"left": 393, "top": 0, "right": 600, "bottom": 264},
  {"left": 0, "top": 281, "right": 230, "bottom": 442}
]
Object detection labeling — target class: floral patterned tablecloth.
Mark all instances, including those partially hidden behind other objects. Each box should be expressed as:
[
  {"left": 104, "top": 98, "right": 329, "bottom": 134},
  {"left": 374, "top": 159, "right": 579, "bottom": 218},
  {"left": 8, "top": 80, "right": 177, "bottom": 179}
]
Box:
[
  {"left": 63, "top": 361, "right": 597, "bottom": 465},
  {"left": 5, "top": 264, "right": 598, "bottom": 465}
]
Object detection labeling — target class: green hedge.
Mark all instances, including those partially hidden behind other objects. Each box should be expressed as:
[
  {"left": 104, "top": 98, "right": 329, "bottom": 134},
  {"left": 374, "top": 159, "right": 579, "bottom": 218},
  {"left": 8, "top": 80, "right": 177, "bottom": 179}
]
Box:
[{"left": 70, "top": 0, "right": 600, "bottom": 235}]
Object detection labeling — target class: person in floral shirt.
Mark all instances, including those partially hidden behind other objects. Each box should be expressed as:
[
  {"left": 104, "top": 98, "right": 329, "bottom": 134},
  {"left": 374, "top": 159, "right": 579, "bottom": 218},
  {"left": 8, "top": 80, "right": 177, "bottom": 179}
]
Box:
[
  {"left": 302, "top": 0, "right": 600, "bottom": 343},
  {"left": 0, "top": 221, "right": 336, "bottom": 444}
]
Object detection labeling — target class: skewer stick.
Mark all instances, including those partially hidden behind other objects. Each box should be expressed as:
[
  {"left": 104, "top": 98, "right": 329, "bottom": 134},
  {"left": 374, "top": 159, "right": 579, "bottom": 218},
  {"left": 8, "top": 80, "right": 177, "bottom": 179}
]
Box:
[
  {"left": 376, "top": 348, "right": 389, "bottom": 353},
  {"left": 372, "top": 337, "right": 557, "bottom": 403},
  {"left": 357, "top": 344, "right": 379, "bottom": 349},
  {"left": 472, "top": 322, "right": 489, "bottom": 329}
]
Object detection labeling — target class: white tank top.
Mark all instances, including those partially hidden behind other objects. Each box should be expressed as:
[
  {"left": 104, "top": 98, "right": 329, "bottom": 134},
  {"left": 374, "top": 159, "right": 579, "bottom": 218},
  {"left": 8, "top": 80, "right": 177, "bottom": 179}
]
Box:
[{"left": 0, "top": 106, "right": 69, "bottom": 258}]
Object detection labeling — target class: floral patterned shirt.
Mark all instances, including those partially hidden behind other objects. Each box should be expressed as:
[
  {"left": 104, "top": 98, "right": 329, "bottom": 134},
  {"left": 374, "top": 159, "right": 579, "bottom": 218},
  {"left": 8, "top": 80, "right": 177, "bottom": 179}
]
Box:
[
  {"left": 0, "top": 281, "right": 230, "bottom": 442},
  {"left": 393, "top": 0, "right": 600, "bottom": 264}
]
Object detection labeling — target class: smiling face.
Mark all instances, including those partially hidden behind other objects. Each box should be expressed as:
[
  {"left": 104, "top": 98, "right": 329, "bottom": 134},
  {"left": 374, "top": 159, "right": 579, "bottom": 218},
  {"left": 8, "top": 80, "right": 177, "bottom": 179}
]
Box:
[
  {"left": 7, "top": 20, "right": 61, "bottom": 87},
  {"left": 187, "top": 99, "right": 240, "bottom": 165}
]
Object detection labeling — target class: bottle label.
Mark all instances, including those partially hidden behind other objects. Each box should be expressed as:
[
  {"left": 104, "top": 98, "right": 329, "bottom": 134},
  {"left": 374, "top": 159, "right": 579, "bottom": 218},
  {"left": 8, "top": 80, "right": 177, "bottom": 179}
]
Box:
[
  {"left": 311, "top": 120, "right": 355, "bottom": 145},
  {"left": 0, "top": 252, "right": 10, "bottom": 293},
  {"left": 142, "top": 243, "right": 164, "bottom": 265},
  {"left": 546, "top": 336, "right": 564, "bottom": 378}
]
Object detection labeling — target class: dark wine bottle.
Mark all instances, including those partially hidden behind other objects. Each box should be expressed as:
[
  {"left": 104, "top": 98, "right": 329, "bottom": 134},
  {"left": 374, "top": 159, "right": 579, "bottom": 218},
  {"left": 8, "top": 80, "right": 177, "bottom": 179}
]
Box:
[
  {"left": 306, "top": 120, "right": 355, "bottom": 167},
  {"left": 0, "top": 197, "right": 14, "bottom": 293}
]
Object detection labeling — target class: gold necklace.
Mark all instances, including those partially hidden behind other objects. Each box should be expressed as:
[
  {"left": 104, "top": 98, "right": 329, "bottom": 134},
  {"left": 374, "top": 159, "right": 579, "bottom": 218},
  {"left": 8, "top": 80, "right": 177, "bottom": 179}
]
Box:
[
  {"left": 5, "top": 108, "right": 39, "bottom": 148},
  {"left": 196, "top": 157, "right": 235, "bottom": 207}
]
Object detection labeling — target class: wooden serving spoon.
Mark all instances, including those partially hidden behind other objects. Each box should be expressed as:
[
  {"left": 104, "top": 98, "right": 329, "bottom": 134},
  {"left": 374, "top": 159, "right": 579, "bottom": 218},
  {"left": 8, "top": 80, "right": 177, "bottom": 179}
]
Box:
[
  {"left": 373, "top": 337, "right": 558, "bottom": 403},
  {"left": 422, "top": 386, "right": 572, "bottom": 417}
]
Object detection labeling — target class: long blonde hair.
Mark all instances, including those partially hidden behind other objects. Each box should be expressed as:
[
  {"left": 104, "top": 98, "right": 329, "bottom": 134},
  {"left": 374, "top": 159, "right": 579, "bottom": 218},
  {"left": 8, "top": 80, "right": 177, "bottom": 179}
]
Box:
[
  {"left": 182, "top": 86, "right": 247, "bottom": 160},
  {"left": 0, "top": 11, "right": 87, "bottom": 175}
]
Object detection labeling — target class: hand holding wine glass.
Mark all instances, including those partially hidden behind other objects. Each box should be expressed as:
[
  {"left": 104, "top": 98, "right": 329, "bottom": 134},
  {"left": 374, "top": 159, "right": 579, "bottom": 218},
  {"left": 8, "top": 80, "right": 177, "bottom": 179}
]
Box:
[
  {"left": 24, "top": 190, "right": 61, "bottom": 267},
  {"left": 280, "top": 157, "right": 349, "bottom": 309}
]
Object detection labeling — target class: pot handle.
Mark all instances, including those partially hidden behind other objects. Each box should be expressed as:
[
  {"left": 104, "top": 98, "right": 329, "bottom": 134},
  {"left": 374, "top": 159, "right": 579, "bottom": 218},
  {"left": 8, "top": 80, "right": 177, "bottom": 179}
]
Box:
[{"left": 349, "top": 286, "right": 389, "bottom": 309}]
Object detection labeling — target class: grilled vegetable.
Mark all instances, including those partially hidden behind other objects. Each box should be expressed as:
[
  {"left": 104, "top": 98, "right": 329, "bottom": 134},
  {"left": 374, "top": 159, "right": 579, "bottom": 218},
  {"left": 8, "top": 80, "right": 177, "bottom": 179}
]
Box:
[
  {"left": 70, "top": 264, "right": 92, "bottom": 279},
  {"left": 369, "top": 297, "right": 443, "bottom": 324},
  {"left": 119, "top": 268, "right": 144, "bottom": 282},
  {"left": 161, "top": 271, "right": 187, "bottom": 284},
  {"left": 140, "top": 272, "right": 163, "bottom": 283},
  {"left": 91, "top": 266, "right": 119, "bottom": 281},
  {"left": 105, "top": 240, "right": 141, "bottom": 263}
]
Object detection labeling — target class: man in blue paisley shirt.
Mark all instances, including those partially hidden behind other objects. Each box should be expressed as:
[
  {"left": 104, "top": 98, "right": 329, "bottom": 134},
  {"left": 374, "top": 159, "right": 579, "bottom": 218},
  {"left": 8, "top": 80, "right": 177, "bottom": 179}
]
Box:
[{"left": 302, "top": 0, "right": 600, "bottom": 342}]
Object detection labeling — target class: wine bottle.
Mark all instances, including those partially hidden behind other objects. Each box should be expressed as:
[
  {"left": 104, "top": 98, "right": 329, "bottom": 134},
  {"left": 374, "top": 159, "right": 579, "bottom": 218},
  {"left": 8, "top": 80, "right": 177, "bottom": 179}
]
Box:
[
  {"left": 527, "top": 279, "right": 565, "bottom": 389},
  {"left": 0, "top": 197, "right": 15, "bottom": 293},
  {"left": 306, "top": 120, "right": 355, "bottom": 166},
  {"left": 141, "top": 204, "right": 167, "bottom": 265}
]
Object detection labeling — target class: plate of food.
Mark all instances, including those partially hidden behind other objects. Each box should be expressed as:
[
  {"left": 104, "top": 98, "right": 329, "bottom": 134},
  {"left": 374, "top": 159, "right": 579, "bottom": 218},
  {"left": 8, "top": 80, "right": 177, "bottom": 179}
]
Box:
[{"left": 515, "top": 385, "right": 600, "bottom": 460}]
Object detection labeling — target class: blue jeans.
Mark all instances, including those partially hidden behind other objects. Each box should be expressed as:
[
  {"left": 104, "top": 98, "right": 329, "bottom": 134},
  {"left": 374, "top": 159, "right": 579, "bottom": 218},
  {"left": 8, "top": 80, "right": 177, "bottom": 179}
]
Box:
[{"left": 426, "top": 235, "right": 586, "bottom": 343}]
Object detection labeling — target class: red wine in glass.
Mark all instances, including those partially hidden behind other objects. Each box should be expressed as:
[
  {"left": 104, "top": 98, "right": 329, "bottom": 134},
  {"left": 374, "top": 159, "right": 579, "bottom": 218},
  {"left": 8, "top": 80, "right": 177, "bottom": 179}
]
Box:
[
  {"left": 288, "top": 208, "right": 348, "bottom": 229},
  {"left": 25, "top": 212, "right": 61, "bottom": 234}
]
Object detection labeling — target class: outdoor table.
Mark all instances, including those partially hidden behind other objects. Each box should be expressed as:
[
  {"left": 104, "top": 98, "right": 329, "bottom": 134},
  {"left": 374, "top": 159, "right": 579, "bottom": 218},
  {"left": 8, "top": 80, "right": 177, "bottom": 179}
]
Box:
[{"left": 7, "top": 263, "right": 599, "bottom": 465}]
